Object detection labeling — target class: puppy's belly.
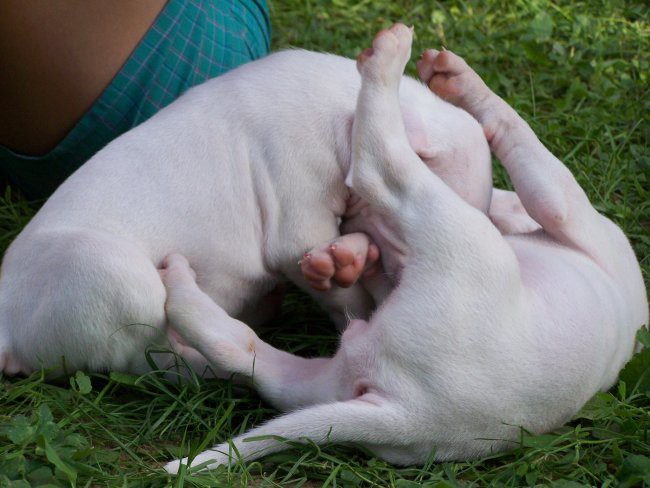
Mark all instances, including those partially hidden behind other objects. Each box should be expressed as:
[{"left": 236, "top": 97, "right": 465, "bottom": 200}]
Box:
[{"left": 507, "top": 233, "right": 634, "bottom": 389}]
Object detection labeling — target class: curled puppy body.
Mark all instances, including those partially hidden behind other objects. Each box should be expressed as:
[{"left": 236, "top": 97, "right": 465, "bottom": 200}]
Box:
[
  {"left": 162, "top": 24, "right": 647, "bottom": 472},
  {"left": 0, "top": 47, "right": 490, "bottom": 375}
]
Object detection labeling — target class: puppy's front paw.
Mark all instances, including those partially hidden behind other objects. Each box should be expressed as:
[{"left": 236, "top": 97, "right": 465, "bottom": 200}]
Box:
[{"left": 415, "top": 49, "right": 500, "bottom": 140}]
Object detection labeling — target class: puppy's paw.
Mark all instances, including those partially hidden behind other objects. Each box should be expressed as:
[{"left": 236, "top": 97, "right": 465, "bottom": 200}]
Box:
[
  {"left": 300, "top": 233, "right": 380, "bottom": 291},
  {"left": 357, "top": 23, "right": 413, "bottom": 85},
  {"left": 416, "top": 49, "right": 500, "bottom": 140}
]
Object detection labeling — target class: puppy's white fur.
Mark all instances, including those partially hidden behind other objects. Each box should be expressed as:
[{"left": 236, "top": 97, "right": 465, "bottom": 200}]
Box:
[
  {"left": 160, "top": 25, "right": 647, "bottom": 472},
  {"left": 0, "top": 49, "right": 489, "bottom": 375}
]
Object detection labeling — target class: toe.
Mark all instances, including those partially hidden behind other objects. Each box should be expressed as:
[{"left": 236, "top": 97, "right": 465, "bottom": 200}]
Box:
[
  {"left": 303, "top": 252, "right": 335, "bottom": 279},
  {"left": 432, "top": 49, "right": 466, "bottom": 75},
  {"left": 302, "top": 265, "right": 330, "bottom": 284},
  {"left": 357, "top": 23, "right": 413, "bottom": 81},
  {"left": 416, "top": 49, "right": 439, "bottom": 83},
  {"left": 372, "top": 28, "right": 398, "bottom": 52},
  {"left": 300, "top": 251, "right": 335, "bottom": 291},
  {"left": 330, "top": 244, "right": 356, "bottom": 268},
  {"left": 356, "top": 47, "right": 374, "bottom": 71},
  {"left": 428, "top": 73, "right": 463, "bottom": 100},
  {"left": 367, "top": 243, "right": 380, "bottom": 264},
  {"left": 388, "top": 23, "right": 414, "bottom": 44},
  {"left": 371, "top": 23, "right": 412, "bottom": 57},
  {"left": 330, "top": 245, "right": 366, "bottom": 287},
  {"left": 333, "top": 263, "right": 362, "bottom": 287}
]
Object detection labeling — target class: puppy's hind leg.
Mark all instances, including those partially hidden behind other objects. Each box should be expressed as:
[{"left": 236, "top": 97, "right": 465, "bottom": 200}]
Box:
[
  {"left": 417, "top": 49, "right": 627, "bottom": 268},
  {"left": 351, "top": 26, "right": 514, "bottom": 266},
  {"left": 351, "top": 25, "right": 483, "bottom": 225},
  {"left": 349, "top": 24, "right": 425, "bottom": 213},
  {"left": 161, "top": 253, "right": 349, "bottom": 410},
  {"left": 349, "top": 26, "right": 529, "bottom": 335},
  {"left": 0, "top": 228, "right": 168, "bottom": 374}
]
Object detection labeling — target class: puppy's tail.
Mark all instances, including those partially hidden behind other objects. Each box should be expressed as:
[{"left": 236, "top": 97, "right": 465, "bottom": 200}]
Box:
[{"left": 165, "top": 397, "right": 417, "bottom": 473}]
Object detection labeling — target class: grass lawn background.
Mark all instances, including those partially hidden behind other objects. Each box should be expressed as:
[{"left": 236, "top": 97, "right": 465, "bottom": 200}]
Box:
[{"left": 1, "top": 0, "right": 648, "bottom": 486}]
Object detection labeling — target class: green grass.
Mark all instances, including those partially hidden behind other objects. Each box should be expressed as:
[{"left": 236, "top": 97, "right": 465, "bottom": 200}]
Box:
[{"left": 1, "top": 0, "right": 649, "bottom": 486}]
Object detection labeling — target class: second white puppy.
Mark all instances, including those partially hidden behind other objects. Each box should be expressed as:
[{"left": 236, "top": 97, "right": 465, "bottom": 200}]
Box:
[{"left": 162, "top": 24, "right": 647, "bottom": 471}]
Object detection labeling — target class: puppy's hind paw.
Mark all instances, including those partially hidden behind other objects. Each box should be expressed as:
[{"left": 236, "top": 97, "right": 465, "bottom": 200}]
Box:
[{"left": 357, "top": 23, "right": 414, "bottom": 85}]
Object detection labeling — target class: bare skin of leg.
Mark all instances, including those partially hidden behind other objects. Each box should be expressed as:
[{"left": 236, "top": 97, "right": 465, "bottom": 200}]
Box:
[
  {"left": 0, "top": 0, "right": 166, "bottom": 155},
  {"left": 300, "top": 232, "right": 380, "bottom": 291},
  {"left": 416, "top": 49, "right": 622, "bottom": 269}
]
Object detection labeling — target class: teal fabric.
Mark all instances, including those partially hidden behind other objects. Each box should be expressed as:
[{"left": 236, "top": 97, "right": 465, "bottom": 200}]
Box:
[{"left": 0, "top": 0, "right": 270, "bottom": 199}]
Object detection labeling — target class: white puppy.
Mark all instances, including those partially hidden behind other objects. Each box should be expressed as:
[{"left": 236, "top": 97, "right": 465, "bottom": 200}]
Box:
[
  {"left": 0, "top": 42, "right": 490, "bottom": 374},
  {"left": 161, "top": 25, "right": 647, "bottom": 472}
]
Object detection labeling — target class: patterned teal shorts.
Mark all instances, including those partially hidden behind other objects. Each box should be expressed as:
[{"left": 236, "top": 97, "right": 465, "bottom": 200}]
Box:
[{"left": 0, "top": 0, "right": 270, "bottom": 199}]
